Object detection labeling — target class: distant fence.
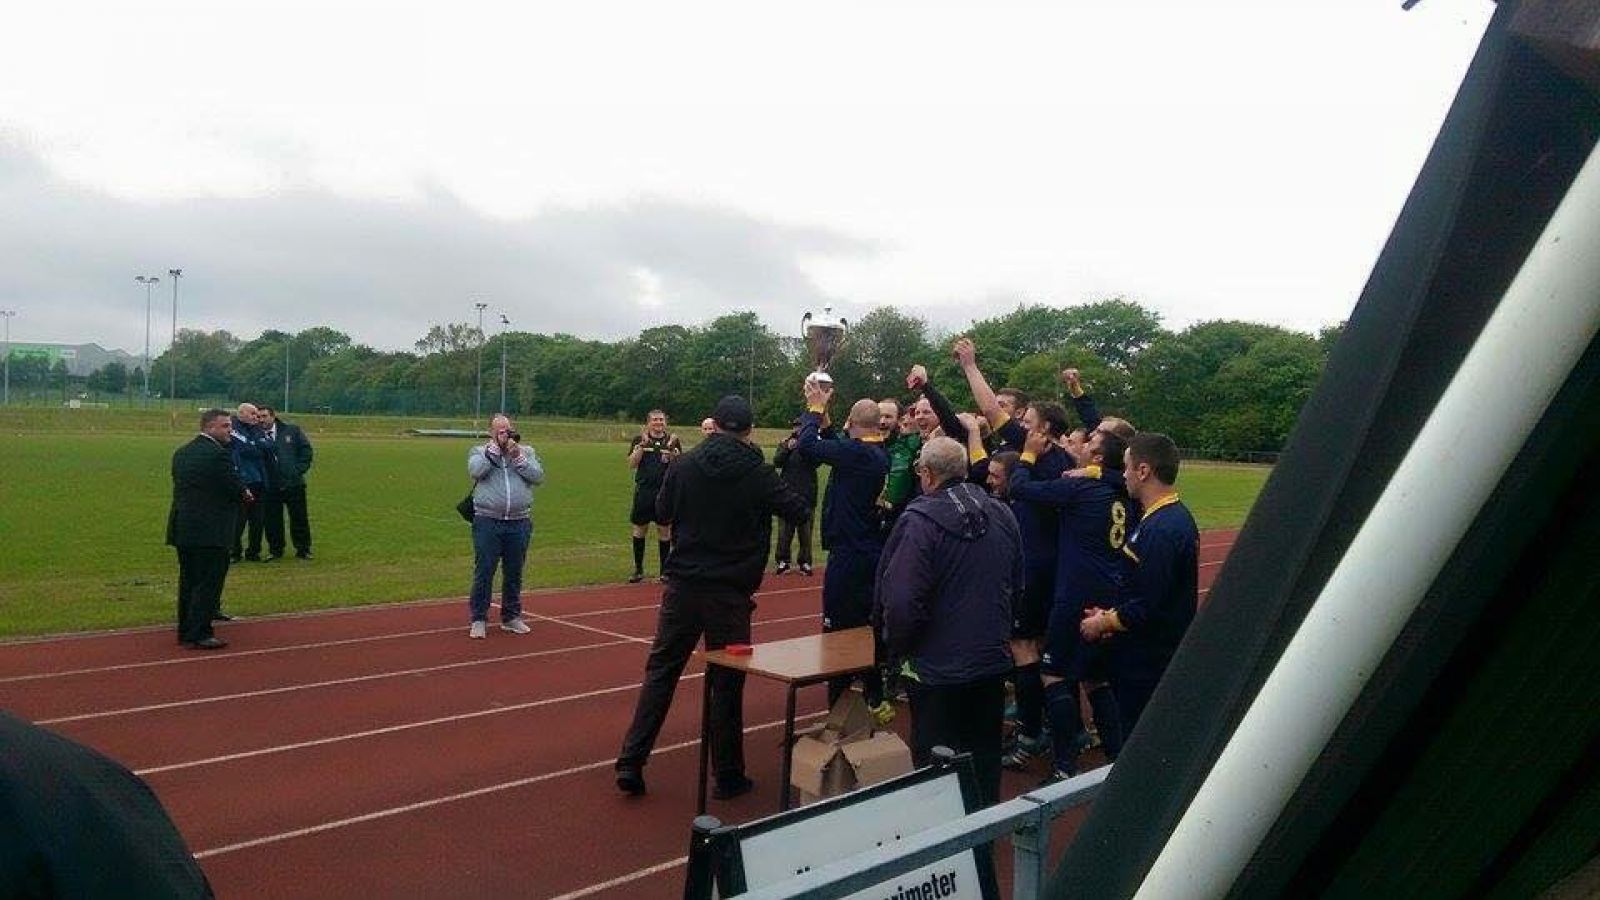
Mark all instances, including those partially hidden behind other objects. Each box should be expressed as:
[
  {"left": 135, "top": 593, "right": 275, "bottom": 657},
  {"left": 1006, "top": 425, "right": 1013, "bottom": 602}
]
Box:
[{"left": 1178, "top": 447, "right": 1280, "bottom": 466}]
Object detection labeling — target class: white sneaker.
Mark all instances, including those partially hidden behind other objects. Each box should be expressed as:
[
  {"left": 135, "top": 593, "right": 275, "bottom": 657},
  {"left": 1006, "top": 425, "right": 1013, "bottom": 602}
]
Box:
[
  {"left": 469, "top": 621, "right": 487, "bottom": 639},
  {"left": 501, "top": 617, "right": 531, "bottom": 635}
]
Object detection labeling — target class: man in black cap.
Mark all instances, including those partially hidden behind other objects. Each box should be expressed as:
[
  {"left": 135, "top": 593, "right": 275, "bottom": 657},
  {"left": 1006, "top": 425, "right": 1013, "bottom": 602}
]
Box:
[{"left": 615, "top": 396, "right": 813, "bottom": 799}]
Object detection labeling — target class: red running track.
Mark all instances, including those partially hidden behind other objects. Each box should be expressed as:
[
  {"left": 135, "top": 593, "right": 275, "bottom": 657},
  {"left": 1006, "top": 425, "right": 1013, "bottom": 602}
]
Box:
[{"left": 0, "top": 530, "right": 1237, "bottom": 899}]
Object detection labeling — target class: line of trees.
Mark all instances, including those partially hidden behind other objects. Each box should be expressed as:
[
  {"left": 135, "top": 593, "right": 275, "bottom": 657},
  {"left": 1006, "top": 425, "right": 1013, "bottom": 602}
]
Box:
[{"left": 56, "top": 298, "right": 1340, "bottom": 454}]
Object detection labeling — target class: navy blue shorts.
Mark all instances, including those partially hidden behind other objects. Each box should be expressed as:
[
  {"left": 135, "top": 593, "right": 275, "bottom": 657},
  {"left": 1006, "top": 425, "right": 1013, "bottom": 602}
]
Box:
[
  {"left": 1039, "top": 594, "right": 1114, "bottom": 678},
  {"left": 1011, "top": 559, "right": 1055, "bottom": 639}
]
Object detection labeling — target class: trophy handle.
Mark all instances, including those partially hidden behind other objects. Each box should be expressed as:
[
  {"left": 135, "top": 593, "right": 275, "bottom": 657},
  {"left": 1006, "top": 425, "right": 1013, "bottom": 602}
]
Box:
[
  {"left": 839, "top": 317, "right": 848, "bottom": 330},
  {"left": 801, "top": 311, "right": 812, "bottom": 333}
]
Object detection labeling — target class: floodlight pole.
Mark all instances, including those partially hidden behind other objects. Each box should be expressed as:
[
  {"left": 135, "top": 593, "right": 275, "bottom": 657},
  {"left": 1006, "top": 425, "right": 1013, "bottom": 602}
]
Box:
[
  {"left": 167, "top": 268, "right": 182, "bottom": 423},
  {"left": 135, "top": 275, "right": 159, "bottom": 401},
  {"left": 499, "top": 313, "right": 510, "bottom": 414},
  {"left": 0, "top": 310, "right": 15, "bottom": 406},
  {"left": 474, "top": 301, "right": 488, "bottom": 427},
  {"left": 283, "top": 335, "right": 291, "bottom": 412}
]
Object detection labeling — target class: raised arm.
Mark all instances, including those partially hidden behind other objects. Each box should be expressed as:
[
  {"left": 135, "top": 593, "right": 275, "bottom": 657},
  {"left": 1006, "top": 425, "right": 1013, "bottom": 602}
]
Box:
[
  {"left": 954, "top": 338, "right": 1007, "bottom": 428},
  {"left": 1061, "top": 368, "right": 1103, "bottom": 433}
]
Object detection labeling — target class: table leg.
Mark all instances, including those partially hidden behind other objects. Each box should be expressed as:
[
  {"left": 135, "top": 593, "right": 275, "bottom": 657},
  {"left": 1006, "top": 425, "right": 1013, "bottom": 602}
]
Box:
[
  {"left": 779, "top": 683, "right": 798, "bottom": 812},
  {"left": 697, "top": 665, "right": 713, "bottom": 815}
]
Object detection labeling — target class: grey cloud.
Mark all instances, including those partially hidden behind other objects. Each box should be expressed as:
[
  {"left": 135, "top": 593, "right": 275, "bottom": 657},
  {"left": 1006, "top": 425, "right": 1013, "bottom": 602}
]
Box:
[{"left": 0, "top": 140, "right": 879, "bottom": 354}]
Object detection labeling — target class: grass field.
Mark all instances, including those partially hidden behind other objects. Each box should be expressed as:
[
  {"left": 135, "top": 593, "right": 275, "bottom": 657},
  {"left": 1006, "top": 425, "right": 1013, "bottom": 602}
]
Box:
[{"left": 0, "top": 410, "right": 1270, "bottom": 637}]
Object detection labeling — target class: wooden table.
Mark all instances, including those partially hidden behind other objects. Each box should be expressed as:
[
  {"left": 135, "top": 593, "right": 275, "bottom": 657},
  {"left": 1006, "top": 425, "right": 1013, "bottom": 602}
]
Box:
[{"left": 695, "top": 627, "right": 877, "bottom": 814}]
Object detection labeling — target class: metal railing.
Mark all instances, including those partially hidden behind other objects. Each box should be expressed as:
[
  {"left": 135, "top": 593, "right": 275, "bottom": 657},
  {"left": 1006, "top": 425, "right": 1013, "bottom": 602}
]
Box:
[{"left": 733, "top": 766, "right": 1109, "bottom": 900}]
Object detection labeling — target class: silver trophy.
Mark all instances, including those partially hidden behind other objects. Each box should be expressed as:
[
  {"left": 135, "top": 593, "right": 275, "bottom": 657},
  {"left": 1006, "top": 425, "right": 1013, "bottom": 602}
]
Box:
[{"left": 801, "top": 305, "right": 849, "bottom": 386}]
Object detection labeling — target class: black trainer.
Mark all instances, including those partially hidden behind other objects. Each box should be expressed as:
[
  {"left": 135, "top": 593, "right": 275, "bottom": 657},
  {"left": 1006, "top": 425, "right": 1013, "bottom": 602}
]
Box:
[
  {"left": 712, "top": 774, "right": 754, "bottom": 800},
  {"left": 616, "top": 765, "right": 646, "bottom": 796}
]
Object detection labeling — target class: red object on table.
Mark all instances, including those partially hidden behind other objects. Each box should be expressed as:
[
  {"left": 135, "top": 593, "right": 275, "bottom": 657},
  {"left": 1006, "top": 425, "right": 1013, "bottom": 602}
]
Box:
[{"left": 723, "top": 644, "right": 753, "bottom": 656}]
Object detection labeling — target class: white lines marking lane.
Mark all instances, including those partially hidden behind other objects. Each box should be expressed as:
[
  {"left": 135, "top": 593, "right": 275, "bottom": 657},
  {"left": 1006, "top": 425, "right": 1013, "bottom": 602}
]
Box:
[
  {"left": 0, "top": 582, "right": 819, "bottom": 679},
  {"left": 546, "top": 857, "right": 688, "bottom": 900},
  {"left": 2, "top": 585, "right": 822, "bottom": 685},
  {"left": 135, "top": 674, "right": 702, "bottom": 776},
  {"left": 37, "top": 611, "right": 821, "bottom": 726},
  {"left": 35, "top": 639, "right": 633, "bottom": 726},
  {"left": 192, "top": 712, "right": 828, "bottom": 860}
]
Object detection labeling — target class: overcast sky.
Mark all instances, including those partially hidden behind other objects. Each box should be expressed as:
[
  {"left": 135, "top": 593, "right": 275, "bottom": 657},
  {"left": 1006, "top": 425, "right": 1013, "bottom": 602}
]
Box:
[{"left": 1, "top": 0, "right": 1492, "bottom": 357}]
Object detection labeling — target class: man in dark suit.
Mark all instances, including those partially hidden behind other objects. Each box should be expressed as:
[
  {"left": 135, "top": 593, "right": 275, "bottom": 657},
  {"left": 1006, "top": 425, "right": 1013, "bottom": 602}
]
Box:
[
  {"left": 167, "top": 408, "right": 249, "bottom": 650},
  {"left": 260, "top": 406, "right": 315, "bottom": 560}
]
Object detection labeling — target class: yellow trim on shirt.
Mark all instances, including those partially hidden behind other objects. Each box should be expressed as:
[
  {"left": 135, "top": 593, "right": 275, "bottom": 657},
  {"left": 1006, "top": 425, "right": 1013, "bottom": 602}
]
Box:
[
  {"left": 1142, "top": 493, "right": 1182, "bottom": 519},
  {"left": 1019, "top": 451, "right": 1038, "bottom": 465}
]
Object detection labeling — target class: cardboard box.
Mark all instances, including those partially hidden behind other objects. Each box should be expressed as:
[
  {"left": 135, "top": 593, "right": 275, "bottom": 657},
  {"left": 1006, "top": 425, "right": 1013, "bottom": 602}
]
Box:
[
  {"left": 790, "top": 693, "right": 913, "bottom": 804},
  {"left": 840, "top": 731, "right": 913, "bottom": 789}
]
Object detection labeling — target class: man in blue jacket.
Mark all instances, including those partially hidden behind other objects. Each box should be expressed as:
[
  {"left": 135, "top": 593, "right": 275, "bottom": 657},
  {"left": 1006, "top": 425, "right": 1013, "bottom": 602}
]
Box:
[
  {"left": 798, "top": 378, "right": 892, "bottom": 720},
  {"left": 228, "top": 403, "right": 275, "bottom": 565},
  {"left": 876, "top": 436, "right": 1023, "bottom": 805},
  {"left": 1080, "top": 432, "right": 1199, "bottom": 739}
]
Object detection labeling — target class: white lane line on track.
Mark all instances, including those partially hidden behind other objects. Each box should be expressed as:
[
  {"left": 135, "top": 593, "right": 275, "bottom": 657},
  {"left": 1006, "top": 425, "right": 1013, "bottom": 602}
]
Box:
[
  {"left": 1, "top": 588, "right": 824, "bottom": 684},
  {"left": 36, "top": 611, "right": 822, "bottom": 725},
  {"left": 134, "top": 675, "right": 704, "bottom": 776},
  {"left": 527, "top": 613, "right": 651, "bottom": 644},
  {"left": 135, "top": 615, "right": 827, "bottom": 774},
  {"left": 191, "top": 712, "right": 828, "bottom": 860},
  {"left": 34, "top": 639, "right": 631, "bottom": 726},
  {"left": 1, "top": 581, "right": 832, "bottom": 647},
  {"left": 0, "top": 626, "right": 472, "bottom": 684},
  {"left": 546, "top": 857, "right": 688, "bottom": 900}
]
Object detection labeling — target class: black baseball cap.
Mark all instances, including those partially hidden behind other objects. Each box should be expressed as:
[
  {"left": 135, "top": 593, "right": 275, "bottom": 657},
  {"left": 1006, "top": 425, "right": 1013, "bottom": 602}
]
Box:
[{"left": 712, "top": 395, "right": 754, "bottom": 433}]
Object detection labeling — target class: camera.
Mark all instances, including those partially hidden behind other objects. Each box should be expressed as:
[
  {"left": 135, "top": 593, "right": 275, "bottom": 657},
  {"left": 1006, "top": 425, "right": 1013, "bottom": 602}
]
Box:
[{"left": 508, "top": 430, "right": 522, "bottom": 443}]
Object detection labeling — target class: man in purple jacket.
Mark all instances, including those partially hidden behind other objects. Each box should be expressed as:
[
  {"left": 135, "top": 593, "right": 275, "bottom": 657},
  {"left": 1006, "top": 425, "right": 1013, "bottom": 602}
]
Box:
[{"left": 874, "top": 436, "right": 1024, "bottom": 805}]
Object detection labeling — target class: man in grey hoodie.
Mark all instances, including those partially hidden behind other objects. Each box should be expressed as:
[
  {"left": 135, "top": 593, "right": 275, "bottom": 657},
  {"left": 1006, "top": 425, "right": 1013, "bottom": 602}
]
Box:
[
  {"left": 875, "top": 436, "right": 1023, "bottom": 804},
  {"left": 466, "top": 414, "right": 545, "bottom": 639}
]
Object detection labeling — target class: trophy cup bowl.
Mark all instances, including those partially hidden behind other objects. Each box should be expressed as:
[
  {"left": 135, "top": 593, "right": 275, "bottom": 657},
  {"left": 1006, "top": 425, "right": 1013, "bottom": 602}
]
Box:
[{"left": 802, "top": 305, "right": 848, "bottom": 386}]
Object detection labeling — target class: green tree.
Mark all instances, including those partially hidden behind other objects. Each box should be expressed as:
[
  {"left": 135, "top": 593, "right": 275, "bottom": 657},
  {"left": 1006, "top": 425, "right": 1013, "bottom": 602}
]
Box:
[
  {"left": 1057, "top": 298, "right": 1166, "bottom": 371},
  {"left": 1197, "top": 332, "right": 1325, "bottom": 453},
  {"left": 827, "top": 306, "right": 934, "bottom": 406},
  {"left": 616, "top": 325, "right": 693, "bottom": 420},
  {"left": 1130, "top": 320, "right": 1323, "bottom": 451},
  {"left": 87, "top": 361, "right": 129, "bottom": 396}
]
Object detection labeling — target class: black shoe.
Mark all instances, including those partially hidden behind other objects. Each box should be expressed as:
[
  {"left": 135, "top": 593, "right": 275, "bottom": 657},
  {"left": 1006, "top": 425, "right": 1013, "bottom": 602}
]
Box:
[
  {"left": 264, "top": 553, "right": 282, "bottom": 562},
  {"left": 212, "top": 612, "right": 235, "bottom": 622},
  {"left": 774, "top": 561, "right": 791, "bottom": 575},
  {"left": 799, "top": 563, "right": 814, "bottom": 576},
  {"left": 712, "top": 774, "right": 754, "bottom": 801},
  {"left": 244, "top": 553, "right": 262, "bottom": 562},
  {"left": 296, "top": 550, "right": 313, "bottom": 559},
  {"left": 627, "top": 571, "right": 645, "bottom": 584},
  {"left": 183, "top": 637, "right": 229, "bottom": 650},
  {"left": 230, "top": 553, "right": 243, "bottom": 563},
  {"left": 616, "top": 765, "right": 646, "bottom": 796}
]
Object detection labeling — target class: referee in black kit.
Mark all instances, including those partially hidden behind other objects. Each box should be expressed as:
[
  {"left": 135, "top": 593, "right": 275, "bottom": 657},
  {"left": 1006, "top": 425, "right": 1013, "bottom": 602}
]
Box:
[
  {"left": 615, "top": 396, "right": 812, "bottom": 800},
  {"left": 627, "top": 409, "right": 681, "bottom": 583}
]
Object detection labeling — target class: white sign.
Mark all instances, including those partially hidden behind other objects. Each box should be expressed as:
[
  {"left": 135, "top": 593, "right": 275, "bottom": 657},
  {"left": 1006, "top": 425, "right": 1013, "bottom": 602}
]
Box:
[{"left": 736, "top": 772, "right": 983, "bottom": 900}]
